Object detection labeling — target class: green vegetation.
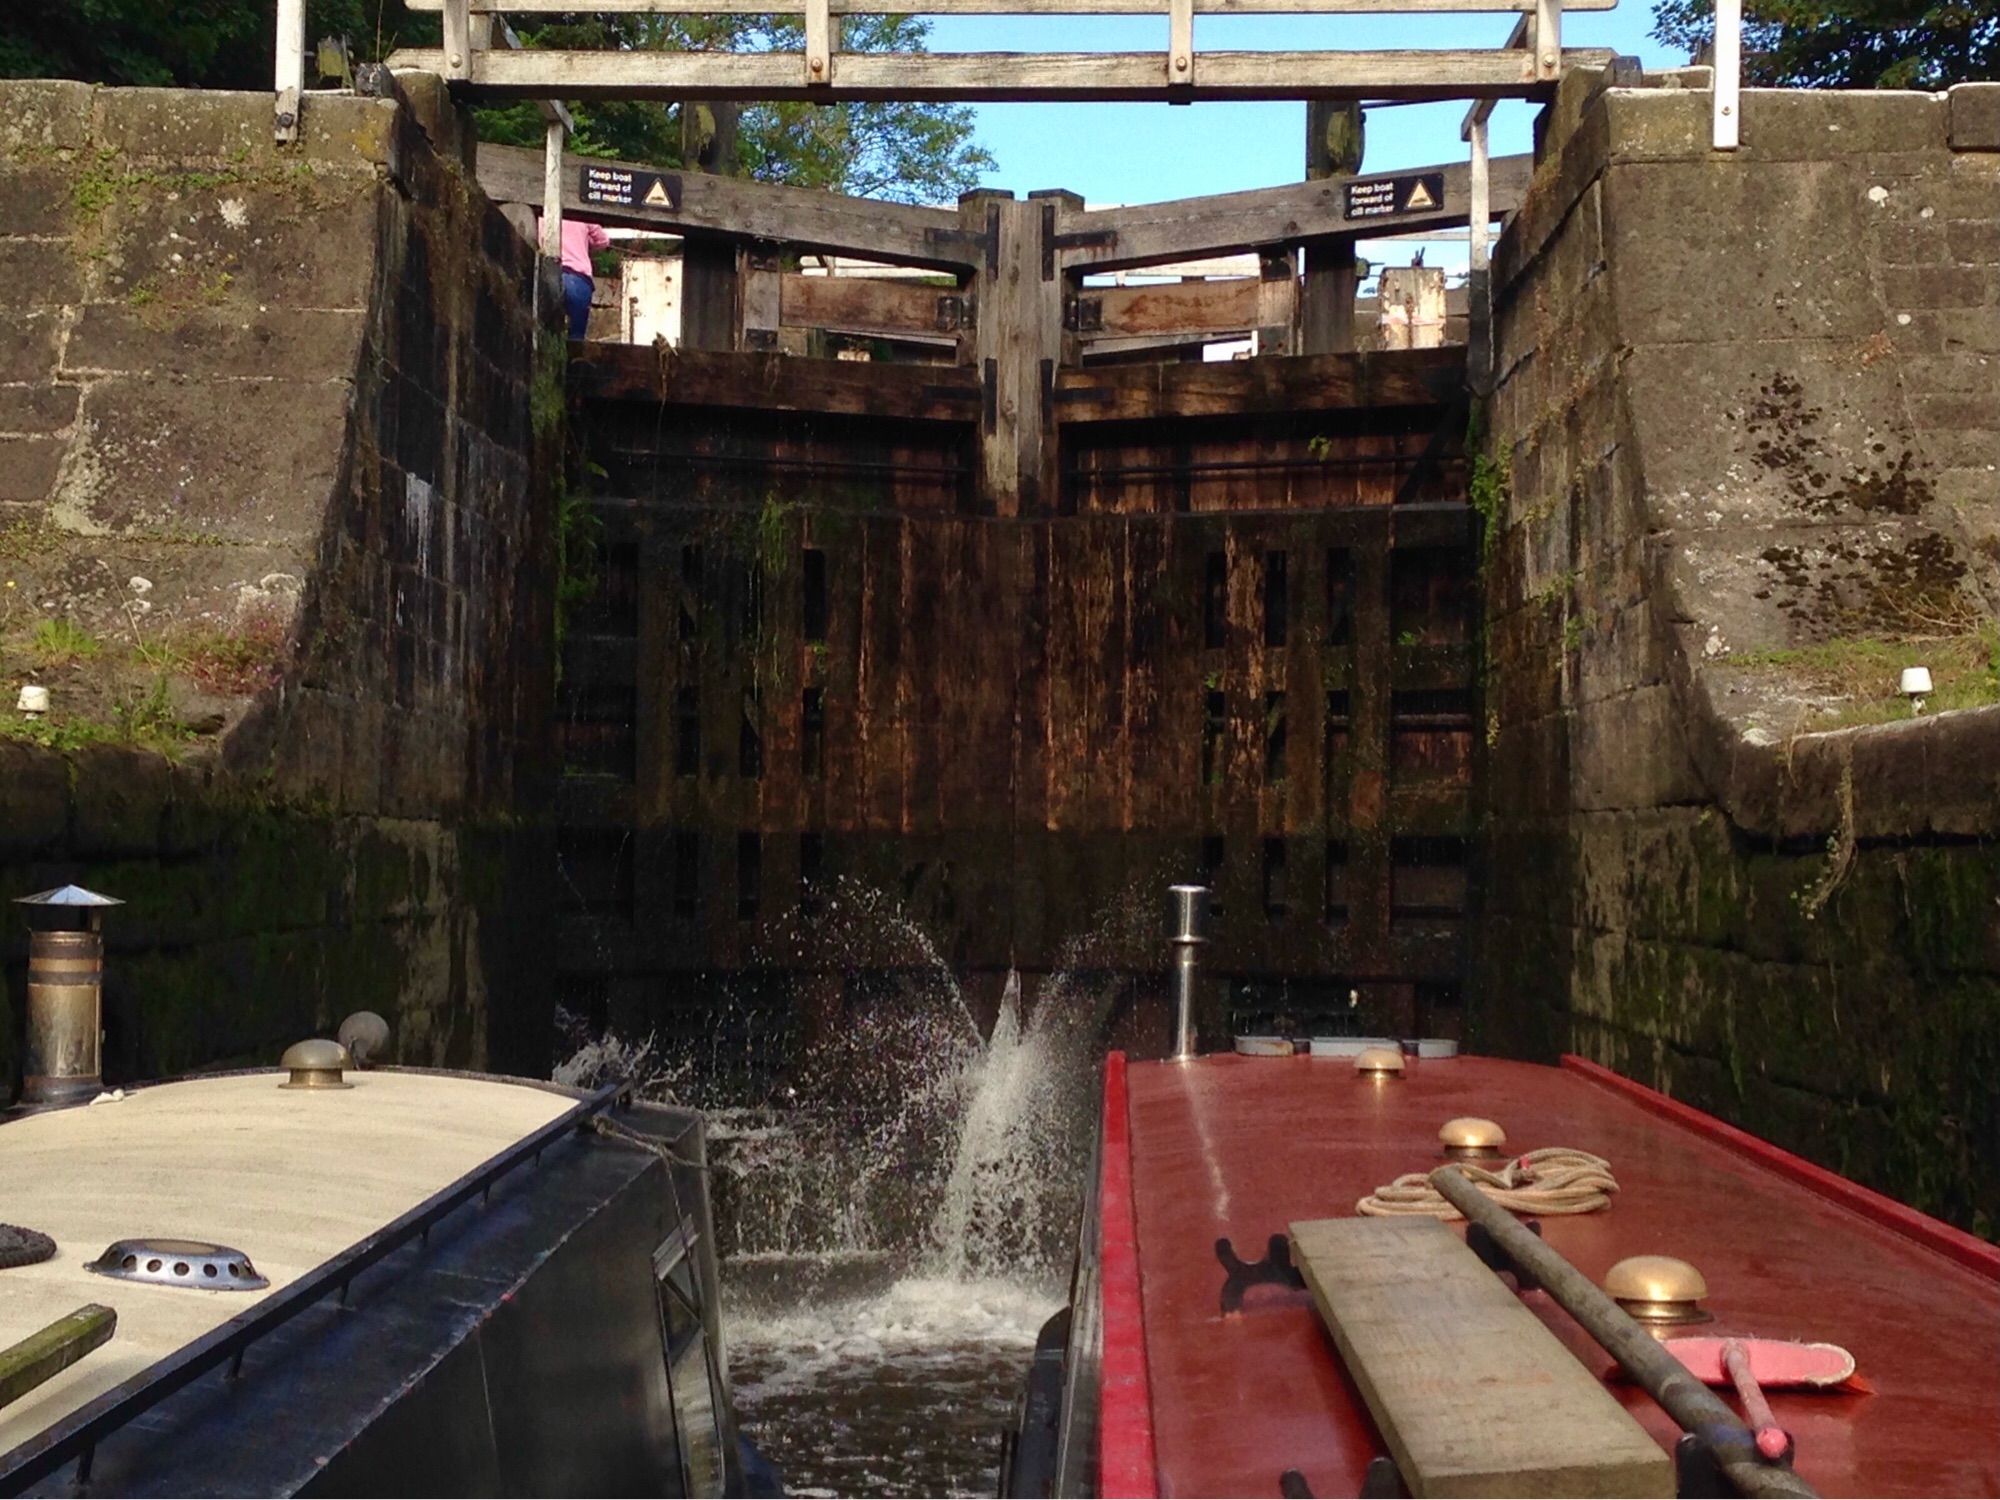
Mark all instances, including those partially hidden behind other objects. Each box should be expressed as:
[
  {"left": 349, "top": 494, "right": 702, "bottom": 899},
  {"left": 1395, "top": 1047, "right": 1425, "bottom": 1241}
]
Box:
[
  {"left": 140, "top": 618, "right": 289, "bottom": 695},
  {"left": 0, "top": 674, "right": 193, "bottom": 756},
  {"left": 1465, "top": 409, "right": 1510, "bottom": 569},
  {"left": 1729, "top": 625, "right": 2000, "bottom": 730},
  {"left": 30, "top": 617, "right": 101, "bottom": 665},
  {"left": 1653, "top": 0, "right": 1997, "bottom": 90}
]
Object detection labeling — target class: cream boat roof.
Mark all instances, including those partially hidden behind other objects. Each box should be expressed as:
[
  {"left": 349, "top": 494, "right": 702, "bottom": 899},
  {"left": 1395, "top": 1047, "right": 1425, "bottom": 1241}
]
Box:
[{"left": 0, "top": 1071, "right": 576, "bottom": 1455}]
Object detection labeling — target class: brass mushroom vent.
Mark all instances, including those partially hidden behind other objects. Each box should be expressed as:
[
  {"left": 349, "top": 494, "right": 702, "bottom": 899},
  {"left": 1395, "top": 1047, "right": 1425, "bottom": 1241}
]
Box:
[
  {"left": 278, "top": 1038, "right": 354, "bottom": 1090},
  {"left": 1354, "top": 1046, "right": 1405, "bottom": 1077},
  {"left": 1438, "top": 1116, "right": 1507, "bottom": 1161},
  {"left": 1604, "top": 1254, "right": 1711, "bottom": 1327}
]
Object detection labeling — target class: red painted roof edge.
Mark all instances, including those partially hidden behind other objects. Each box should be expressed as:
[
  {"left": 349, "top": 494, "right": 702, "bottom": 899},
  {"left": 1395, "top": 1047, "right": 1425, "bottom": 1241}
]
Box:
[
  {"left": 1097, "top": 1051, "right": 1159, "bottom": 1499},
  {"left": 1561, "top": 1054, "right": 2000, "bottom": 1282}
]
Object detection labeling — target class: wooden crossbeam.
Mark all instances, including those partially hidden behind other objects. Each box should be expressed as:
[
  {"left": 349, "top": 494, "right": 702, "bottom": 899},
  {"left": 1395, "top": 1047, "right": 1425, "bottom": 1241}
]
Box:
[
  {"left": 1290, "top": 1218, "right": 1675, "bottom": 1498},
  {"left": 1053, "top": 347, "right": 1463, "bottom": 421},
  {"left": 476, "top": 142, "right": 979, "bottom": 270},
  {"left": 1078, "top": 277, "right": 1262, "bottom": 340},
  {"left": 407, "top": 0, "right": 1616, "bottom": 15},
  {"left": 387, "top": 46, "right": 1612, "bottom": 102},
  {"left": 780, "top": 274, "right": 961, "bottom": 342},
  {"left": 1057, "top": 154, "right": 1530, "bottom": 272},
  {"left": 481, "top": 140, "right": 1527, "bottom": 277},
  {"left": 571, "top": 343, "right": 983, "bottom": 422}
]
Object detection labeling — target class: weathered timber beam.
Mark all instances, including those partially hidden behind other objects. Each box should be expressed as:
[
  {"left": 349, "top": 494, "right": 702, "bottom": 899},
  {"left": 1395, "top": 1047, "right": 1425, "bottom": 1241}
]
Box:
[
  {"left": 1052, "top": 347, "right": 1463, "bottom": 422},
  {"left": 409, "top": 0, "right": 1617, "bottom": 14},
  {"left": 571, "top": 343, "right": 981, "bottom": 422},
  {"left": 1076, "top": 277, "right": 1262, "bottom": 340},
  {"left": 0, "top": 1306, "right": 116, "bottom": 1413},
  {"left": 476, "top": 141, "right": 978, "bottom": 271},
  {"left": 388, "top": 47, "right": 1613, "bottom": 103},
  {"left": 780, "top": 274, "right": 966, "bottom": 341},
  {"left": 1059, "top": 153, "right": 1530, "bottom": 272}
]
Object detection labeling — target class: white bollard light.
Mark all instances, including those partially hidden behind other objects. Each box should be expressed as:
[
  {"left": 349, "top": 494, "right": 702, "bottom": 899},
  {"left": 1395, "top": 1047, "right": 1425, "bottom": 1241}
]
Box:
[{"left": 1900, "top": 665, "right": 1933, "bottom": 715}]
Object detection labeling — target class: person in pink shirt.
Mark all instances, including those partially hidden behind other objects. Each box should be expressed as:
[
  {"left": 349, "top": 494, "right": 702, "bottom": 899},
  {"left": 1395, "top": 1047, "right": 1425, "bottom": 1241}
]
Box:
[{"left": 538, "top": 216, "right": 611, "bottom": 338}]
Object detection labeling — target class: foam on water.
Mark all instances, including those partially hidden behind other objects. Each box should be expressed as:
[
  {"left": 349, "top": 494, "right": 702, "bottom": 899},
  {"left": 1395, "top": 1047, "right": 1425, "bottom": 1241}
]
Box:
[{"left": 559, "top": 877, "right": 1167, "bottom": 1495}]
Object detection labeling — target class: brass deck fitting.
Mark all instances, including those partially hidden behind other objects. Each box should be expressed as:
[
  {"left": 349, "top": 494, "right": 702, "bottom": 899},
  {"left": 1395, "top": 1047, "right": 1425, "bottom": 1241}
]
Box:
[
  {"left": 1604, "top": 1254, "right": 1712, "bottom": 1327},
  {"left": 279, "top": 1038, "right": 355, "bottom": 1090},
  {"left": 1439, "top": 1116, "right": 1507, "bottom": 1161}
]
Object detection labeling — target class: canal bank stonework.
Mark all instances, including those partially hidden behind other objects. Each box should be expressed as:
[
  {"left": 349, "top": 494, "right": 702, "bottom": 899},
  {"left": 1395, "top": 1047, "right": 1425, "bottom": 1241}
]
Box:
[
  {"left": 1476, "top": 76, "right": 2000, "bottom": 1233},
  {"left": 0, "top": 79, "right": 559, "bottom": 1084}
]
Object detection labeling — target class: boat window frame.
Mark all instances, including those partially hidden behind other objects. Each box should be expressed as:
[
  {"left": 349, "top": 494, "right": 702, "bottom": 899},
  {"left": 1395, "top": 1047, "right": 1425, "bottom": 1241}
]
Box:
[{"left": 651, "top": 1225, "right": 730, "bottom": 1499}]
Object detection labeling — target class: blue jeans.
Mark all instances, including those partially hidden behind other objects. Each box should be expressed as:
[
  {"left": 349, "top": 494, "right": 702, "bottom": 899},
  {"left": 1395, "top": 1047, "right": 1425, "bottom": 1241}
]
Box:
[{"left": 561, "top": 270, "right": 593, "bottom": 339}]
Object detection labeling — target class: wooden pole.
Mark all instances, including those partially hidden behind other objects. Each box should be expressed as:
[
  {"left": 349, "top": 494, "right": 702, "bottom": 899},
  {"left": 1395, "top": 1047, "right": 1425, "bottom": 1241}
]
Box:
[
  {"left": 443, "top": 0, "right": 473, "bottom": 79},
  {"left": 1712, "top": 0, "right": 1742, "bottom": 148},
  {"left": 540, "top": 121, "right": 566, "bottom": 264},
  {"left": 1532, "top": 0, "right": 1561, "bottom": 79},
  {"left": 1467, "top": 116, "right": 1493, "bottom": 393},
  {"left": 1168, "top": 0, "right": 1195, "bottom": 87},
  {"left": 273, "top": 0, "right": 305, "bottom": 143},
  {"left": 0, "top": 1306, "right": 116, "bottom": 1413},
  {"left": 1467, "top": 117, "right": 1490, "bottom": 273},
  {"left": 1302, "top": 100, "right": 1363, "bottom": 354},
  {"left": 1428, "top": 1168, "right": 1820, "bottom": 1500},
  {"left": 678, "top": 100, "right": 744, "bottom": 351},
  {"left": 806, "top": 0, "right": 835, "bottom": 86}
]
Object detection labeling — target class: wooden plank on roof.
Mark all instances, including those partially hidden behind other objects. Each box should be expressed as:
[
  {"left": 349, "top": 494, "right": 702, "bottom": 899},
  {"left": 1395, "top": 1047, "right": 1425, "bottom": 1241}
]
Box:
[
  {"left": 408, "top": 0, "right": 1619, "bottom": 14},
  {"left": 1054, "top": 348, "right": 1463, "bottom": 423},
  {"left": 388, "top": 46, "right": 1613, "bottom": 102},
  {"left": 475, "top": 141, "right": 978, "bottom": 270},
  {"left": 1058, "top": 155, "right": 1532, "bottom": 272},
  {"left": 1289, "top": 1217, "right": 1674, "bottom": 1499},
  {"left": 569, "top": 344, "right": 982, "bottom": 423}
]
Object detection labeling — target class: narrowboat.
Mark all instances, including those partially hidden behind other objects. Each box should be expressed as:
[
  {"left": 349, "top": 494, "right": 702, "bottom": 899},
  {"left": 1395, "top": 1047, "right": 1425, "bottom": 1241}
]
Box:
[
  {"left": 1006, "top": 1043, "right": 2000, "bottom": 1498},
  {"left": 0, "top": 1035, "right": 740, "bottom": 1497}
]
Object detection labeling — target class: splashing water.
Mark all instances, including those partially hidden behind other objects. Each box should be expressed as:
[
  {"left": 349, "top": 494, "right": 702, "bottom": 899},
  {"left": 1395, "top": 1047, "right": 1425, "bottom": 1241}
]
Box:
[
  {"left": 926, "top": 968, "right": 1094, "bottom": 1283},
  {"left": 558, "top": 878, "right": 1166, "bottom": 1495}
]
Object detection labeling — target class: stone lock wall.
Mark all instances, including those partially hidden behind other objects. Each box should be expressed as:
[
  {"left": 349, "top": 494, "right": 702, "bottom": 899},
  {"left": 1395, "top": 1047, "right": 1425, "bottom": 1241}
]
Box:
[
  {"left": 1477, "top": 74, "right": 2000, "bottom": 1233},
  {"left": 0, "top": 79, "right": 559, "bottom": 1089}
]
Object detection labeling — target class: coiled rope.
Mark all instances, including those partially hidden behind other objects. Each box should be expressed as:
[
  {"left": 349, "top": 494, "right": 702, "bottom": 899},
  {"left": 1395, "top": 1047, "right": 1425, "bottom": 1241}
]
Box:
[{"left": 1356, "top": 1147, "right": 1618, "bottom": 1219}]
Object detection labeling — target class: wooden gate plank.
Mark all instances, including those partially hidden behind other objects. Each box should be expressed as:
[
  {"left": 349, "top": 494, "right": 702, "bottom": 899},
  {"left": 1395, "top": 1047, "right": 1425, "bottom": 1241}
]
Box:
[{"left": 1288, "top": 1217, "right": 1674, "bottom": 1498}]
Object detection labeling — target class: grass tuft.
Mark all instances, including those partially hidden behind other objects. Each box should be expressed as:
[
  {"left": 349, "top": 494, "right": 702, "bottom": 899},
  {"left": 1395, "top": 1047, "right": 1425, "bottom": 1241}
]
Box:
[{"left": 1728, "top": 626, "right": 2000, "bottom": 731}]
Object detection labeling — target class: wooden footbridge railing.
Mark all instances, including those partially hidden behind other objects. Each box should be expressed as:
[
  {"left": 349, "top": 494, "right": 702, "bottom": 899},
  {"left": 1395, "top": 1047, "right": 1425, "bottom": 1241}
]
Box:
[
  {"left": 390, "top": 0, "right": 1609, "bottom": 103},
  {"left": 265, "top": 0, "right": 1745, "bottom": 503}
]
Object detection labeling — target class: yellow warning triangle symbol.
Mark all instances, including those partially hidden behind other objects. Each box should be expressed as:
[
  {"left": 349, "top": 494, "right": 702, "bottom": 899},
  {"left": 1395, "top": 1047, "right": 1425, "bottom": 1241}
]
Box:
[
  {"left": 643, "top": 178, "right": 672, "bottom": 207},
  {"left": 1402, "top": 179, "right": 1438, "bottom": 211}
]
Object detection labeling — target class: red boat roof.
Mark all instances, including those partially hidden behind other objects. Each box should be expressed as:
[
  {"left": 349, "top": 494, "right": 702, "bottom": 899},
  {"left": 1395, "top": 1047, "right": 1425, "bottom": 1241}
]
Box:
[{"left": 1100, "top": 1051, "right": 2000, "bottom": 1499}]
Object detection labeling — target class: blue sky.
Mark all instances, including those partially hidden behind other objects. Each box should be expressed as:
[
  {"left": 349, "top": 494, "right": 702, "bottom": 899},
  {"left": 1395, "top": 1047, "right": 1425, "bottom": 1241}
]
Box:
[{"left": 928, "top": 7, "right": 1682, "bottom": 218}]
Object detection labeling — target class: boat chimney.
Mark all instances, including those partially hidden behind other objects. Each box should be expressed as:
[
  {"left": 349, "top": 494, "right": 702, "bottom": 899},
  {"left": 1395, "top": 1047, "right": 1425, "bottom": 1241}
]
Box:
[
  {"left": 13, "top": 885, "right": 124, "bottom": 1110},
  {"left": 1167, "top": 883, "right": 1209, "bottom": 1062}
]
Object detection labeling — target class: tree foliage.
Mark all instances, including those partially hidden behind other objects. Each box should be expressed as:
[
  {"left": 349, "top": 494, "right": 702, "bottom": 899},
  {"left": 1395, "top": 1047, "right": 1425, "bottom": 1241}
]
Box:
[
  {"left": 1, "top": 1, "right": 993, "bottom": 204},
  {"left": 1651, "top": 0, "right": 2000, "bottom": 90},
  {"left": 476, "top": 14, "right": 992, "bottom": 202}
]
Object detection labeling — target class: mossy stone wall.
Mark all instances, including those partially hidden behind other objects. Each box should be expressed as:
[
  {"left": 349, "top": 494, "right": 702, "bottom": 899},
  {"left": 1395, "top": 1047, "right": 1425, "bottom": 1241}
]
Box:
[
  {"left": 1478, "top": 74, "right": 2000, "bottom": 1235},
  {"left": 0, "top": 79, "right": 559, "bottom": 1091}
]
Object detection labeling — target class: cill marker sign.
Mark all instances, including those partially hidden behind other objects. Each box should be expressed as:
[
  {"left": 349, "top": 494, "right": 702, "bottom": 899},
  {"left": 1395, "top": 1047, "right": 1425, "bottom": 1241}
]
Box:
[
  {"left": 1343, "top": 172, "right": 1447, "bottom": 222},
  {"left": 580, "top": 165, "right": 679, "bottom": 212}
]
